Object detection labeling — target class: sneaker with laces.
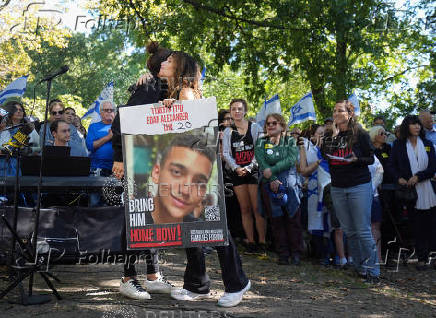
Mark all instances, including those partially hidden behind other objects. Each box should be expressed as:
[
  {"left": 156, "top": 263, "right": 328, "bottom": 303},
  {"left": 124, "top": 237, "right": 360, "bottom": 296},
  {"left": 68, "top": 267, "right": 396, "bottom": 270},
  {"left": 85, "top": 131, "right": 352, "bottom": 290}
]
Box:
[
  {"left": 170, "top": 288, "right": 211, "bottom": 301},
  {"left": 257, "top": 243, "right": 267, "bottom": 255},
  {"left": 119, "top": 278, "right": 151, "bottom": 300},
  {"left": 244, "top": 242, "right": 258, "bottom": 255},
  {"left": 145, "top": 273, "right": 173, "bottom": 294},
  {"left": 217, "top": 280, "right": 251, "bottom": 307}
]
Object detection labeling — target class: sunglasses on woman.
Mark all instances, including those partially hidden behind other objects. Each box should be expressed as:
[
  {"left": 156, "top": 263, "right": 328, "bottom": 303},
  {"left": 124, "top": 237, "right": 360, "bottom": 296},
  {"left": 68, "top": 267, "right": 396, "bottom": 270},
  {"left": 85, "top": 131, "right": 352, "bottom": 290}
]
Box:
[
  {"left": 51, "top": 110, "right": 64, "bottom": 115},
  {"left": 266, "top": 121, "right": 278, "bottom": 127}
]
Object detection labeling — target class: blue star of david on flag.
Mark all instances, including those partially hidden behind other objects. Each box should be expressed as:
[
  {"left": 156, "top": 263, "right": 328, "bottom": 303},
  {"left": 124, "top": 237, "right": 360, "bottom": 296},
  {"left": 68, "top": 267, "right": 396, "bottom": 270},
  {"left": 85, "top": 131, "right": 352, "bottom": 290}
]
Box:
[{"left": 288, "top": 92, "right": 316, "bottom": 126}]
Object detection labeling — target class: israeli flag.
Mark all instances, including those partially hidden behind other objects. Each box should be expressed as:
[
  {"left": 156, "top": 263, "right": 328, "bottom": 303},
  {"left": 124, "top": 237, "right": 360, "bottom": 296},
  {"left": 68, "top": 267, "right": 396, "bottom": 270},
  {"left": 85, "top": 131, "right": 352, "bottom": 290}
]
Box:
[
  {"left": 348, "top": 91, "right": 360, "bottom": 116},
  {"left": 82, "top": 82, "right": 114, "bottom": 123},
  {"left": 200, "top": 66, "right": 206, "bottom": 87},
  {"left": 288, "top": 92, "right": 316, "bottom": 126},
  {"left": 256, "top": 94, "right": 281, "bottom": 128},
  {"left": 0, "top": 76, "right": 29, "bottom": 105}
]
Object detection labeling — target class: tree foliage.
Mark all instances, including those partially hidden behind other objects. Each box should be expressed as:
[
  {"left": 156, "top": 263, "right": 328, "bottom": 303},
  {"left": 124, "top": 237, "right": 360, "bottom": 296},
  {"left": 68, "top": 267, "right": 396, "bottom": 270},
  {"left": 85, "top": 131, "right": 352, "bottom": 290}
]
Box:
[
  {"left": 96, "top": 0, "right": 434, "bottom": 122},
  {"left": 0, "top": 3, "right": 146, "bottom": 122},
  {"left": 1, "top": 0, "right": 433, "bottom": 128},
  {"left": 26, "top": 29, "right": 145, "bottom": 108},
  {"left": 0, "top": 2, "right": 72, "bottom": 86}
]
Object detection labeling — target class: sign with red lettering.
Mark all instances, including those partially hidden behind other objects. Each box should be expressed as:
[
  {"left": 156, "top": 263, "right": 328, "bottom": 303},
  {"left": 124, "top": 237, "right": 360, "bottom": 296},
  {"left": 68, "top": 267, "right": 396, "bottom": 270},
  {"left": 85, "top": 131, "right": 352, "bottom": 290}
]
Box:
[
  {"left": 120, "top": 98, "right": 229, "bottom": 249},
  {"left": 119, "top": 97, "right": 217, "bottom": 135}
]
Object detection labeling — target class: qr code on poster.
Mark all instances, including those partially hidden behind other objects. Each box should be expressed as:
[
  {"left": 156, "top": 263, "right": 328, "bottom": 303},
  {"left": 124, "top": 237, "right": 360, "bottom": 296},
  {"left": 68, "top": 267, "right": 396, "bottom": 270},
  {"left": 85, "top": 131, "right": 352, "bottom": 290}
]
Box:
[{"left": 204, "top": 206, "right": 220, "bottom": 221}]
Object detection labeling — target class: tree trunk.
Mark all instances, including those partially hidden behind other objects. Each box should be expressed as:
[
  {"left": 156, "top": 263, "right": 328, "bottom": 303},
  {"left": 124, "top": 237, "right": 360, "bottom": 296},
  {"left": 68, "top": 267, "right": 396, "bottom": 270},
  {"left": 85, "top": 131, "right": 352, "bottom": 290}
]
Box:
[
  {"left": 335, "top": 16, "right": 348, "bottom": 100},
  {"left": 310, "top": 82, "right": 330, "bottom": 119}
]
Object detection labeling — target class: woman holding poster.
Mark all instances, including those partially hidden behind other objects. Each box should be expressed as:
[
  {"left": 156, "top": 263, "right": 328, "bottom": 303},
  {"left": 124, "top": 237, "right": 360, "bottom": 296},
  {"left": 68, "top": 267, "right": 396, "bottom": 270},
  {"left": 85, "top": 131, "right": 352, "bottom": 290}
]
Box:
[
  {"left": 222, "top": 99, "right": 266, "bottom": 254},
  {"left": 113, "top": 42, "right": 174, "bottom": 301},
  {"left": 115, "top": 46, "right": 251, "bottom": 307},
  {"left": 115, "top": 47, "right": 212, "bottom": 301},
  {"left": 157, "top": 52, "right": 251, "bottom": 308}
]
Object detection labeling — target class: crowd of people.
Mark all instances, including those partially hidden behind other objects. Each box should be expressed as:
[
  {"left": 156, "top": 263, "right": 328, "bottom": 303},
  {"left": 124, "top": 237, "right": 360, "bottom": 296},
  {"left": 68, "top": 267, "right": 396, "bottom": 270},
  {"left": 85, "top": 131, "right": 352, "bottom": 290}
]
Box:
[
  {"left": 0, "top": 98, "right": 113, "bottom": 177},
  {"left": 1, "top": 40, "right": 435, "bottom": 308},
  {"left": 219, "top": 102, "right": 436, "bottom": 283},
  {"left": 0, "top": 97, "right": 116, "bottom": 207}
]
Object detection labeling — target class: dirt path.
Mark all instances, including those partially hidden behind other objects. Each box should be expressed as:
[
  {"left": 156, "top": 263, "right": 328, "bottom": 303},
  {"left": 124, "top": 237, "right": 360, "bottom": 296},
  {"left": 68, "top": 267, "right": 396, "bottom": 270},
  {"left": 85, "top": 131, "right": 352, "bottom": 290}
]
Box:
[{"left": 1, "top": 249, "right": 435, "bottom": 318}]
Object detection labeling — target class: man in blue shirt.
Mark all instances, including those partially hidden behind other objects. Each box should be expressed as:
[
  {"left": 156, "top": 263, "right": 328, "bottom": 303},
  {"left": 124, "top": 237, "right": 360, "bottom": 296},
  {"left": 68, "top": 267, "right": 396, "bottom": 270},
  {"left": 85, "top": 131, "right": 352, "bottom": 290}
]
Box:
[
  {"left": 86, "top": 100, "right": 115, "bottom": 176},
  {"left": 86, "top": 100, "right": 115, "bottom": 206}
]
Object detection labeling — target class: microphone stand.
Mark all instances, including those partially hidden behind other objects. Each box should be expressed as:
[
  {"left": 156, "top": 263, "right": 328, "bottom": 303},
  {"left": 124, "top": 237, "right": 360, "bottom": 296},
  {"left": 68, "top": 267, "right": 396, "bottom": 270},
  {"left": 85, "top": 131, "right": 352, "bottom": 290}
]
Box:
[
  {"left": 0, "top": 78, "right": 62, "bottom": 304},
  {"left": 29, "top": 76, "right": 61, "bottom": 300}
]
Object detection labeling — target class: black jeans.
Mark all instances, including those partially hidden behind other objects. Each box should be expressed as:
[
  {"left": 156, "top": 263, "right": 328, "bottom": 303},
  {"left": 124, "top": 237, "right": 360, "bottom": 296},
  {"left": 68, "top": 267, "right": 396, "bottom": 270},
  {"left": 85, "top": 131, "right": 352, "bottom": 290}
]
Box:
[
  {"left": 183, "top": 247, "right": 210, "bottom": 294},
  {"left": 414, "top": 207, "right": 436, "bottom": 263},
  {"left": 215, "top": 233, "right": 249, "bottom": 293},
  {"left": 184, "top": 233, "right": 248, "bottom": 293}
]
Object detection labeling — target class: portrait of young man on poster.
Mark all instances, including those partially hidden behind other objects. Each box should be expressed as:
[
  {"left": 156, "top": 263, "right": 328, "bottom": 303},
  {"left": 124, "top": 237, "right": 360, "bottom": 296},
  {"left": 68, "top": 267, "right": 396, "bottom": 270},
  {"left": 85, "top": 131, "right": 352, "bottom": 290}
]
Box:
[{"left": 149, "top": 133, "right": 216, "bottom": 224}]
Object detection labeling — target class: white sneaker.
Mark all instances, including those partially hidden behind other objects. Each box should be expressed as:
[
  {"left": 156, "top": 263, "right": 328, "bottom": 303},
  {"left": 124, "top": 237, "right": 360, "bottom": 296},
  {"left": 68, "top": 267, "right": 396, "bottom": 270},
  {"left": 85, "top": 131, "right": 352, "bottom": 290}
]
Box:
[
  {"left": 170, "top": 288, "right": 211, "bottom": 301},
  {"left": 217, "top": 280, "right": 251, "bottom": 307},
  {"left": 119, "top": 278, "right": 151, "bottom": 300},
  {"left": 145, "top": 273, "right": 173, "bottom": 294}
]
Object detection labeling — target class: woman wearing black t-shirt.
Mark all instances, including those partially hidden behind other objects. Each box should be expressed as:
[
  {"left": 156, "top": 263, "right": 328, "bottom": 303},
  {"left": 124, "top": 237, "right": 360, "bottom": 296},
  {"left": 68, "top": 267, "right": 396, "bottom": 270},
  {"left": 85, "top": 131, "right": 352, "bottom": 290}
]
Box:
[{"left": 321, "top": 100, "right": 380, "bottom": 283}]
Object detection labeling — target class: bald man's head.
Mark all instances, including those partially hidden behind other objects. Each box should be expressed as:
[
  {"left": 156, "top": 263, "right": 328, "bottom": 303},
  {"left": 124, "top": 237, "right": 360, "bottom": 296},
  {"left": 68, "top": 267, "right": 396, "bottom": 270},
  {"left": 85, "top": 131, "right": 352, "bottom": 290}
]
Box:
[{"left": 418, "top": 111, "right": 433, "bottom": 130}]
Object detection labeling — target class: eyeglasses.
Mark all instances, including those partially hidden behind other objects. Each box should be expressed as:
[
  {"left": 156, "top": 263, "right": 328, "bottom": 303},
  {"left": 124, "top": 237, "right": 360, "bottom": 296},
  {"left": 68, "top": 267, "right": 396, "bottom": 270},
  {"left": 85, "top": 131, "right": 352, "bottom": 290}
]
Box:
[
  {"left": 102, "top": 109, "right": 114, "bottom": 113},
  {"left": 379, "top": 132, "right": 386, "bottom": 136},
  {"left": 51, "top": 110, "right": 64, "bottom": 115},
  {"left": 266, "top": 121, "right": 278, "bottom": 127}
]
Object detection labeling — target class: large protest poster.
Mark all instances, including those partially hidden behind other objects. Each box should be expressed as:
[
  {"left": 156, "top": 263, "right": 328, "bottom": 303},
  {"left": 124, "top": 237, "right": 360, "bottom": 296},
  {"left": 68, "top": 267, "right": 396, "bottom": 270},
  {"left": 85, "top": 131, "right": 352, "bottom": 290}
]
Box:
[{"left": 119, "top": 97, "right": 229, "bottom": 249}]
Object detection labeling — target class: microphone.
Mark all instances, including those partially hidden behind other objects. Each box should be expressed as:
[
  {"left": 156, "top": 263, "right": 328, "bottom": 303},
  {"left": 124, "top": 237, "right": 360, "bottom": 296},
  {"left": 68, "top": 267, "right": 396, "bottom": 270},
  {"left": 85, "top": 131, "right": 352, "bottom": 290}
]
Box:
[{"left": 39, "top": 65, "right": 69, "bottom": 83}]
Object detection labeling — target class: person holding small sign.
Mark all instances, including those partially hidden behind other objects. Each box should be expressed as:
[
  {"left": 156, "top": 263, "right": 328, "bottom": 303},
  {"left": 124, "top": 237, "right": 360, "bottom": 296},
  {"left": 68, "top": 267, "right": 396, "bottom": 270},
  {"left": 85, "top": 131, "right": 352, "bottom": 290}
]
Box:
[
  {"left": 114, "top": 42, "right": 174, "bottom": 301},
  {"left": 156, "top": 51, "right": 251, "bottom": 307}
]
